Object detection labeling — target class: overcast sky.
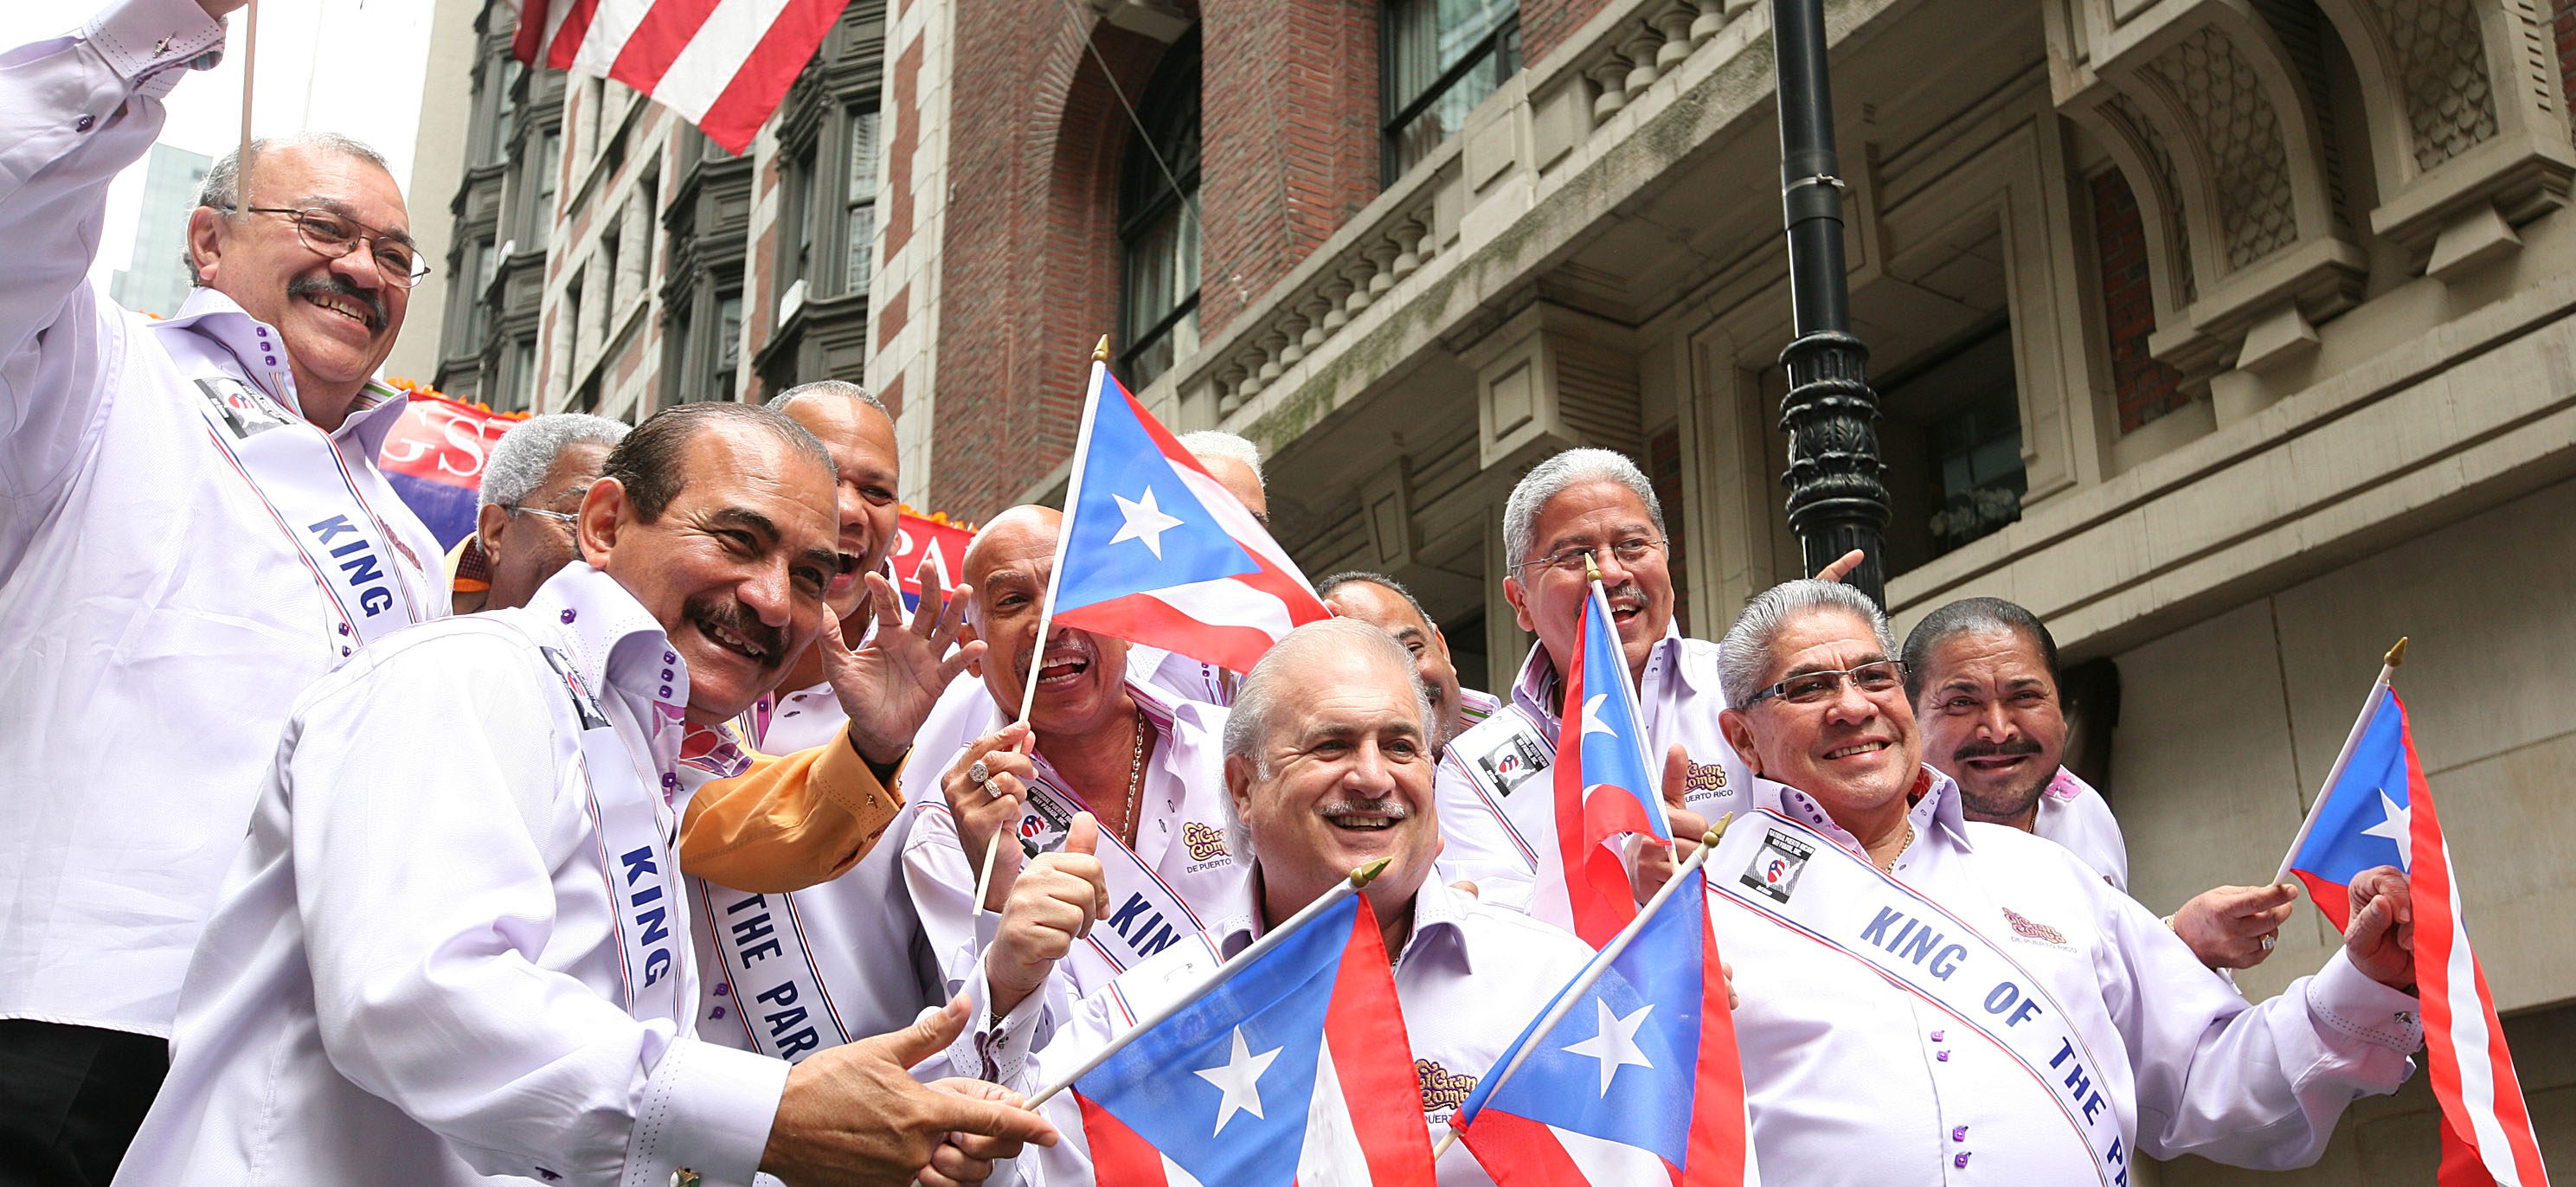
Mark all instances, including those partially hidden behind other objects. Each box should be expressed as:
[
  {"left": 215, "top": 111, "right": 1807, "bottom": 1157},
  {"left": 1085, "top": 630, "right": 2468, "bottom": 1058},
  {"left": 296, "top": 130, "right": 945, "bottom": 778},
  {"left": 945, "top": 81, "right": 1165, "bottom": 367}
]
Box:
[{"left": 3, "top": 1, "right": 440, "bottom": 286}]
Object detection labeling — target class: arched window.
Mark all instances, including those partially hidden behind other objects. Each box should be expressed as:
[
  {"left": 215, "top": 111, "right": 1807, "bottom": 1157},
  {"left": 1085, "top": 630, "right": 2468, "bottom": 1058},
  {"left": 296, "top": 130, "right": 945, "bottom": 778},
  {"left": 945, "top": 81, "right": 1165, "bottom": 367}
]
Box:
[{"left": 1118, "top": 31, "right": 1202, "bottom": 388}]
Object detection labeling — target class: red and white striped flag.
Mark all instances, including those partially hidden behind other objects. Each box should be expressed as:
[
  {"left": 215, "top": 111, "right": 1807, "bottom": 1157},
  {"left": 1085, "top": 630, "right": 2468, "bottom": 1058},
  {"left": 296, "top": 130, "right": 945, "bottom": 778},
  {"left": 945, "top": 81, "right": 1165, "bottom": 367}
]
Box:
[{"left": 511, "top": 0, "right": 851, "bottom": 155}]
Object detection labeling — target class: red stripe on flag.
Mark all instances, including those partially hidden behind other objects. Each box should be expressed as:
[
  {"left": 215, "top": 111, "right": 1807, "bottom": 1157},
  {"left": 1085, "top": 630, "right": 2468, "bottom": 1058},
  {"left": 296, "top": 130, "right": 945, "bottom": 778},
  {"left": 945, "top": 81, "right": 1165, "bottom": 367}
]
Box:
[
  {"left": 1554, "top": 625, "right": 1639, "bottom": 947},
  {"left": 1682, "top": 893, "right": 1753, "bottom": 1186},
  {"left": 607, "top": 0, "right": 724, "bottom": 93},
  {"left": 543, "top": 0, "right": 605, "bottom": 68},
  {"left": 1075, "top": 1092, "right": 1174, "bottom": 1187},
  {"left": 2292, "top": 871, "right": 2352, "bottom": 932},
  {"left": 2399, "top": 700, "right": 2550, "bottom": 1187},
  {"left": 1057, "top": 590, "right": 1286, "bottom": 676},
  {"left": 694, "top": 0, "right": 849, "bottom": 155},
  {"left": 1322, "top": 898, "right": 1440, "bottom": 1187},
  {"left": 511, "top": 0, "right": 553, "bottom": 65},
  {"left": 1457, "top": 1110, "right": 1610, "bottom": 1187}
]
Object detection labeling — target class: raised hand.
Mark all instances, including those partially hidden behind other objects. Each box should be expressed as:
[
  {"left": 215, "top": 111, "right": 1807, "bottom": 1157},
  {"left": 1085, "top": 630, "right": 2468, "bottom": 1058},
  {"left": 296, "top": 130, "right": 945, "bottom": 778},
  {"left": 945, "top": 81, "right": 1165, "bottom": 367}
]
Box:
[
  {"left": 759, "top": 997, "right": 1057, "bottom": 1185},
  {"left": 2168, "top": 882, "right": 2299, "bottom": 970},
  {"left": 2342, "top": 864, "right": 2417, "bottom": 991},
  {"left": 942, "top": 725, "right": 1036, "bottom": 911},
  {"left": 822, "top": 574, "right": 984, "bottom": 766},
  {"left": 989, "top": 812, "right": 1108, "bottom": 1017},
  {"left": 1629, "top": 744, "right": 1707, "bottom": 904},
  {"left": 1815, "top": 549, "right": 1866, "bottom": 583}
]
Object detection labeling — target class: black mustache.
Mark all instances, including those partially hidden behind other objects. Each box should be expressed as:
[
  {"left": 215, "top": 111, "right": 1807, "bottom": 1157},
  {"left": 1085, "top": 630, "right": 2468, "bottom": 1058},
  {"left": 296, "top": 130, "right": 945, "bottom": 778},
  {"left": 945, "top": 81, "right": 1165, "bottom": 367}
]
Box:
[
  {"left": 287, "top": 274, "right": 388, "bottom": 330},
  {"left": 689, "top": 596, "right": 785, "bottom": 663},
  {"left": 1952, "top": 737, "right": 2043, "bottom": 762}
]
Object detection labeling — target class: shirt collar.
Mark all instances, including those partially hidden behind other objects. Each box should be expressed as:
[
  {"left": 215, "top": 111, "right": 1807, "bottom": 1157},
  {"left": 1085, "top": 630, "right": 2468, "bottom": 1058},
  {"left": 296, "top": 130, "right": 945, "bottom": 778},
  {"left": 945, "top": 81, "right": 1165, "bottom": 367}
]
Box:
[
  {"left": 1219, "top": 871, "right": 1475, "bottom": 972},
  {"left": 522, "top": 561, "right": 688, "bottom": 728},
  {"left": 1748, "top": 762, "right": 1973, "bottom": 860},
  {"left": 2042, "top": 765, "right": 2091, "bottom": 803},
  {"left": 1508, "top": 619, "right": 1689, "bottom": 728},
  {"left": 155, "top": 286, "right": 409, "bottom": 455}
]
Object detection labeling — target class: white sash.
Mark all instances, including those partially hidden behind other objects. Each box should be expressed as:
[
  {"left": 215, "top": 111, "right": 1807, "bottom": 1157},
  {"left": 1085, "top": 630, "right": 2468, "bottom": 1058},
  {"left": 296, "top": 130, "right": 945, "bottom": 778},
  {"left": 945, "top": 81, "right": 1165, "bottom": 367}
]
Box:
[
  {"left": 551, "top": 645, "right": 689, "bottom": 1029},
  {"left": 692, "top": 880, "right": 851, "bottom": 1062},
  {"left": 1709, "top": 809, "right": 2134, "bottom": 1185},
  {"left": 165, "top": 330, "right": 427, "bottom": 643},
  {"left": 1012, "top": 773, "right": 1208, "bottom": 974}
]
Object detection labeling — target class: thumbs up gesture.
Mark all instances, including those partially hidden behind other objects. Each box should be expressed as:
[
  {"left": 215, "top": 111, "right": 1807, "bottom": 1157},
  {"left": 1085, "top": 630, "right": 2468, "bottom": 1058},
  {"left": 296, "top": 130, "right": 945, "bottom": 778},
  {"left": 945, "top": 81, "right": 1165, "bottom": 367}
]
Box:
[
  {"left": 1629, "top": 745, "right": 1710, "bottom": 904},
  {"left": 988, "top": 812, "right": 1110, "bottom": 1017}
]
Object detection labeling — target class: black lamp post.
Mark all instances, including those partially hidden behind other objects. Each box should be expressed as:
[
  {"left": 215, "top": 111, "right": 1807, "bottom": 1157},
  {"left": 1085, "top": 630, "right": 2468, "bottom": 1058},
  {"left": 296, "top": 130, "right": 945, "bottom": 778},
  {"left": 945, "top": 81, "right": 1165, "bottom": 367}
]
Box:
[{"left": 1770, "top": 0, "right": 1891, "bottom": 606}]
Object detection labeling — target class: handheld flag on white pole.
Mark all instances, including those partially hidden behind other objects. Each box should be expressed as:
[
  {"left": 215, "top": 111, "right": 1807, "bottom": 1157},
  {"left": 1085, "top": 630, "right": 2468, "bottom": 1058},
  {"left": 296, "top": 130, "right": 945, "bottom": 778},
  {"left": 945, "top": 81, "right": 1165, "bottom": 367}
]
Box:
[{"left": 2271, "top": 637, "right": 2406, "bottom": 885}]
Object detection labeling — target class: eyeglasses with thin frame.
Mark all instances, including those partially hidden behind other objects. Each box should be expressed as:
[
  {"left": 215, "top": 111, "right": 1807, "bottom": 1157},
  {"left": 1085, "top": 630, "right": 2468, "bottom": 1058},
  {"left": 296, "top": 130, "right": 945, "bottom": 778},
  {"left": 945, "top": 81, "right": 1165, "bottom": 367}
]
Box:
[
  {"left": 502, "top": 505, "right": 579, "bottom": 526},
  {"left": 234, "top": 206, "right": 433, "bottom": 288},
  {"left": 1743, "top": 659, "right": 1909, "bottom": 709},
  {"left": 1515, "top": 536, "right": 1665, "bottom": 576}
]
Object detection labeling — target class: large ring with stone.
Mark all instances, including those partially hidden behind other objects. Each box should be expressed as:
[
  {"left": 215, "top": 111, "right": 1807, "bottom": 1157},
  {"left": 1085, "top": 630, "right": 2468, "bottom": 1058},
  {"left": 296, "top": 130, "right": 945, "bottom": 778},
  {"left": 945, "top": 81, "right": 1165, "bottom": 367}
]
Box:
[
  {"left": 967, "top": 758, "right": 990, "bottom": 786},
  {"left": 2259, "top": 933, "right": 2277, "bottom": 953}
]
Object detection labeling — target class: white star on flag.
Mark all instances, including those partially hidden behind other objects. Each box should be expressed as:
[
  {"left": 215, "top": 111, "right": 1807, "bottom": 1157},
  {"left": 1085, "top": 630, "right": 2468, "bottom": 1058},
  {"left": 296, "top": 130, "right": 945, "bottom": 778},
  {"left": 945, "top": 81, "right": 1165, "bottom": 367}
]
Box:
[
  {"left": 1579, "top": 693, "right": 1616, "bottom": 740},
  {"left": 1193, "top": 1027, "right": 1282, "bottom": 1135},
  {"left": 1562, "top": 998, "right": 1655, "bottom": 1095},
  {"left": 2358, "top": 788, "right": 2412, "bottom": 872},
  {"left": 1108, "top": 487, "right": 1186, "bottom": 560}
]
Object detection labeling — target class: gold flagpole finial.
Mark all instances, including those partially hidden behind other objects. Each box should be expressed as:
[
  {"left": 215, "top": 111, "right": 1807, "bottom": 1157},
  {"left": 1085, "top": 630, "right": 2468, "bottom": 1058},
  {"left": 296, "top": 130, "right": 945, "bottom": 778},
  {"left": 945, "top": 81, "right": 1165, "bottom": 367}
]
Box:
[
  {"left": 1704, "top": 812, "right": 1734, "bottom": 850},
  {"left": 1584, "top": 553, "right": 1603, "bottom": 583},
  {"left": 2386, "top": 637, "right": 2409, "bottom": 668},
  {"left": 1093, "top": 335, "right": 1111, "bottom": 363},
  {"left": 1349, "top": 857, "right": 1392, "bottom": 888}
]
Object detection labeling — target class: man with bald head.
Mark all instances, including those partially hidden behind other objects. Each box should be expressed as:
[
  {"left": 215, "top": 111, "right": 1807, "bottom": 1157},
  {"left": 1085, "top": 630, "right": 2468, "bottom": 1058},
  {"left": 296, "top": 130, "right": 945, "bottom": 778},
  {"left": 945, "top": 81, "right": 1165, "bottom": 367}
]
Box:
[
  {"left": 1319, "top": 570, "right": 1499, "bottom": 754},
  {"left": 3, "top": 3, "right": 452, "bottom": 1171},
  {"left": 897, "top": 506, "right": 1253, "bottom": 1068}
]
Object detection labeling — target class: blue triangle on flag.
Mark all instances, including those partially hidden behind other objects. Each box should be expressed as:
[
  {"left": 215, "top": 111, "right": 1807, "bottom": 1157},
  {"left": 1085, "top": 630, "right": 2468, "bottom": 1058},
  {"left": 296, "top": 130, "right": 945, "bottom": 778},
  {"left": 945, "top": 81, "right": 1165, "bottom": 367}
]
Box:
[{"left": 1056, "top": 381, "right": 1258, "bottom": 613}]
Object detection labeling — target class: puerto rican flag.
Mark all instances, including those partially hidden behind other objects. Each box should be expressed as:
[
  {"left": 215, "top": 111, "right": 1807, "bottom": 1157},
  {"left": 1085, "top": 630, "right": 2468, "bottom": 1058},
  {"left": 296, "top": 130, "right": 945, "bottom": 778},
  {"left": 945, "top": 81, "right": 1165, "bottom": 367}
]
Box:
[
  {"left": 1529, "top": 580, "right": 1672, "bottom": 946},
  {"left": 1050, "top": 363, "right": 1329, "bottom": 675},
  {"left": 510, "top": 0, "right": 850, "bottom": 154},
  {"left": 1071, "top": 894, "right": 1436, "bottom": 1186},
  {"left": 1454, "top": 866, "right": 1755, "bottom": 1185},
  {"left": 2287, "top": 689, "right": 2551, "bottom": 1187}
]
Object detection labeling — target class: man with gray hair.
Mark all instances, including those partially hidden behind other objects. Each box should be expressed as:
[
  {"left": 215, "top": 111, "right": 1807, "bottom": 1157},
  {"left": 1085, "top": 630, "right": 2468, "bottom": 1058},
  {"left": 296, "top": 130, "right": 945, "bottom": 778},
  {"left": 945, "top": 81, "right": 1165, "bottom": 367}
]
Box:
[
  {"left": 473, "top": 413, "right": 630, "bottom": 613},
  {"left": 1, "top": 3, "right": 449, "bottom": 1171},
  {"left": 1694, "top": 579, "right": 2423, "bottom": 1182},
  {"left": 1432, "top": 446, "right": 1747, "bottom": 918},
  {"left": 967, "top": 618, "right": 1596, "bottom": 1183}
]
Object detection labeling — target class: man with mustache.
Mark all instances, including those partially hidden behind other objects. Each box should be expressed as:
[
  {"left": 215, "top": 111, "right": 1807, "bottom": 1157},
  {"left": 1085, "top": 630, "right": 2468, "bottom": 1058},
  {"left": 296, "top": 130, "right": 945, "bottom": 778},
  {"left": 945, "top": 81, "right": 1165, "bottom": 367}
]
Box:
[
  {"left": 1432, "top": 447, "right": 1748, "bottom": 912},
  {"left": 1318, "top": 570, "right": 1498, "bottom": 754},
  {"left": 472, "top": 413, "right": 631, "bottom": 613},
  {"left": 961, "top": 619, "right": 1596, "bottom": 1184},
  {"left": 114, "top": 402, "right": 1056, "bottom": 1187},
  {"left": 1, "top": 4, "right": 452, "bottom": 1176},
  {"left": 901, "top": 506, "right": 1254, "bottom": 1064},
  {"left": 1700, "top": 580, "right": 2420, "bottom": 1182},
  {"left": 1904, "top": 597, "right": 2295, "bottom": 970}
]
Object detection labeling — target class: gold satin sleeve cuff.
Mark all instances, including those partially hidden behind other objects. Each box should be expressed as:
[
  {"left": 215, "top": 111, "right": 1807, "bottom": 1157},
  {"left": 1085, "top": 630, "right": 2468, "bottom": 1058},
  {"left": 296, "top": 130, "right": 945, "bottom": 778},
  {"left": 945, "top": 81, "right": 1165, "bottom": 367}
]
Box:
[{"left": 677, "top": 735, "right": 906, "bottom": 893}]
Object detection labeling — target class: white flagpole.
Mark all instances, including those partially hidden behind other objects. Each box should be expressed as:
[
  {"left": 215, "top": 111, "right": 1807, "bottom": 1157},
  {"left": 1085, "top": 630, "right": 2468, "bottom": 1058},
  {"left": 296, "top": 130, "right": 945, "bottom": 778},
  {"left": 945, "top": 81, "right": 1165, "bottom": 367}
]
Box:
[
  {"left": 1586, "top": 558, "right": 1671, "bottom": 837},
  {"left": 236, "top": 0, "right": 259, "bottom": 197},
  {"left": 1431, "top": 816, "right": 1728, "bottom": 1161},
  {"left": 970, "top": 337, "right": 1113, "bottom": 918},
  {"left": 2271, "top": 638, "right": 2409, "bottom": 885},
  {"left": 1026, "top": 856, "right": 1394, "bottom": 1108}
]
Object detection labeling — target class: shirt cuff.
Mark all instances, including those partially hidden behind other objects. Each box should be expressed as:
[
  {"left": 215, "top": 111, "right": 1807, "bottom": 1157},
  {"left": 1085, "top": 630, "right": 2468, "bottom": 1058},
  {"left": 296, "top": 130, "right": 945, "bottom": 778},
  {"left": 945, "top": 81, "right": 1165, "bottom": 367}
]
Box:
[
  {"left": 2304, "top": 947, "right": 2425, "bottom": 1054},
  {"left": 623, "top": 1037, "right": 793, "bottom": 1187},
  {"left": 814, "top": 728, "right": 906, "bottom": 828},
  {"left": 83, "top": 0, "right": 223, "bottom": 87}
]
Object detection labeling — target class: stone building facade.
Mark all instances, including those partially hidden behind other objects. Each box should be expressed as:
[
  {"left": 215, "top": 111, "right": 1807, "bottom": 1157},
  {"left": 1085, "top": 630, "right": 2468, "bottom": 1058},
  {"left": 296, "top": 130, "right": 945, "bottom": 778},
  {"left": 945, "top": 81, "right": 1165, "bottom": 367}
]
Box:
[
  {"left": 421, "top": 0, "right": 887, "bottom": 418},
  {"left": 875, "top": 0, "right": 2576, "bottom": 1179}
]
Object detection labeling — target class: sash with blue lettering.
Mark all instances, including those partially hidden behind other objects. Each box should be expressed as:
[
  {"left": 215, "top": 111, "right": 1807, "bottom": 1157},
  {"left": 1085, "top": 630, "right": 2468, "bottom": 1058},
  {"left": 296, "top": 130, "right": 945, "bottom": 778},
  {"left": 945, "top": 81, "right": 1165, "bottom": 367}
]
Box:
[
  {"left": 161, "top": 328, "right": 429, "bottom": 645},
  {"left": 1013, "top": 774, "right": 1206, "bottom": 972},
  {"left": 554, "top": 645, "right": 691, "bottom": 1030},
  {"left": 1708, "top": 808, "right": 2134, "bottom": 1185},
  {"left": 693, "top": 881, "right": 850, "bottom": 1061}
]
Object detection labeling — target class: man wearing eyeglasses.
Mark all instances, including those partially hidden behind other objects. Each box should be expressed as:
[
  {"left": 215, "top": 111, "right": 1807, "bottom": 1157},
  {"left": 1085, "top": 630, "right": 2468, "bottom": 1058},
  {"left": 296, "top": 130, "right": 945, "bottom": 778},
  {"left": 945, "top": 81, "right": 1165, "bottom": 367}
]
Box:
[
  {"left": 1694, "top": 579, "right": 2423, "bottom": 1182},
  {"left": 475, "top": 414, "right": 633, "bottom": 613},
  {"left": 1430, "top": 447, "right": 1751, "bottom": 914},
  {"left": 0, "top": 3, "right": 454, "bottom": 1179}
]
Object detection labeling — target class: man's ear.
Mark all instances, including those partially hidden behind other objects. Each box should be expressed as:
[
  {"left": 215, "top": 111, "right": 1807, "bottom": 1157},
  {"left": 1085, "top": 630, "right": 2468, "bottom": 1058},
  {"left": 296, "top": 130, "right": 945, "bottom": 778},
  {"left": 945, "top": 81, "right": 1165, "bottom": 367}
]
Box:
[
  {"left": 1223, "top": 754, "right": 1255, "bottom": 805},
  {"left": 1720, "top": 709, "right": 1761, "bottom": 778},
  {"left": 575, "top": 477, "right": 623, "bottom": 568},
  {"left": 185, "top": 206, "right": 228, "bottom": 286},
  {"left": 1503, "top": 575, "right": 1537, "bottom": 635},
  {"left": 475, "top": 502, "right": 511, "bottom": 558}
]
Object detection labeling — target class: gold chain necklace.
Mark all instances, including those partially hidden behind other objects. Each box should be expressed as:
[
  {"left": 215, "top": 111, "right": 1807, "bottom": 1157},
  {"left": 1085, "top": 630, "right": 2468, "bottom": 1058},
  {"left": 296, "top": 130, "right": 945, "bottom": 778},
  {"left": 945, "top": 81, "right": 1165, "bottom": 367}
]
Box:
[
  {"left": 1875, "top": 819, "right": 1916, "bottom": 873},
  {"left": 1119, "top": 709, "right": 1148, "bottom": 848}
]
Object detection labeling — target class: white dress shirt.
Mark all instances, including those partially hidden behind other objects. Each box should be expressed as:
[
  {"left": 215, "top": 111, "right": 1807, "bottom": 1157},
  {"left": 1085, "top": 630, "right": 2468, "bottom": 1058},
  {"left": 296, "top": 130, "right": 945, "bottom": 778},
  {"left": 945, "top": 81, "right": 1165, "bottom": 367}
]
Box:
[
  {"left": 900, "top": 675, "right": 1254, "bottom": 1061},
  {"left": 1131, "top": 644, "right": 1231, "bottom": 708},
  {"left": 0, "top": 0, "right": 449, "bottom": 1040},
  {"left": 2032, "top": 767, "right": 2130, "bottom": 891},
  {"left": 1712, "top": 767, "right": 2420, "bottom": 1183},
  {"left": 978, "top": 878, "right": 1597, "bottom": 1186},
  {"left": 1434, "top": 628, "right": 1751, "bottom": 911},
  {"left": 117, "top": 565, "right": 787, "bottom": 1187}
]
